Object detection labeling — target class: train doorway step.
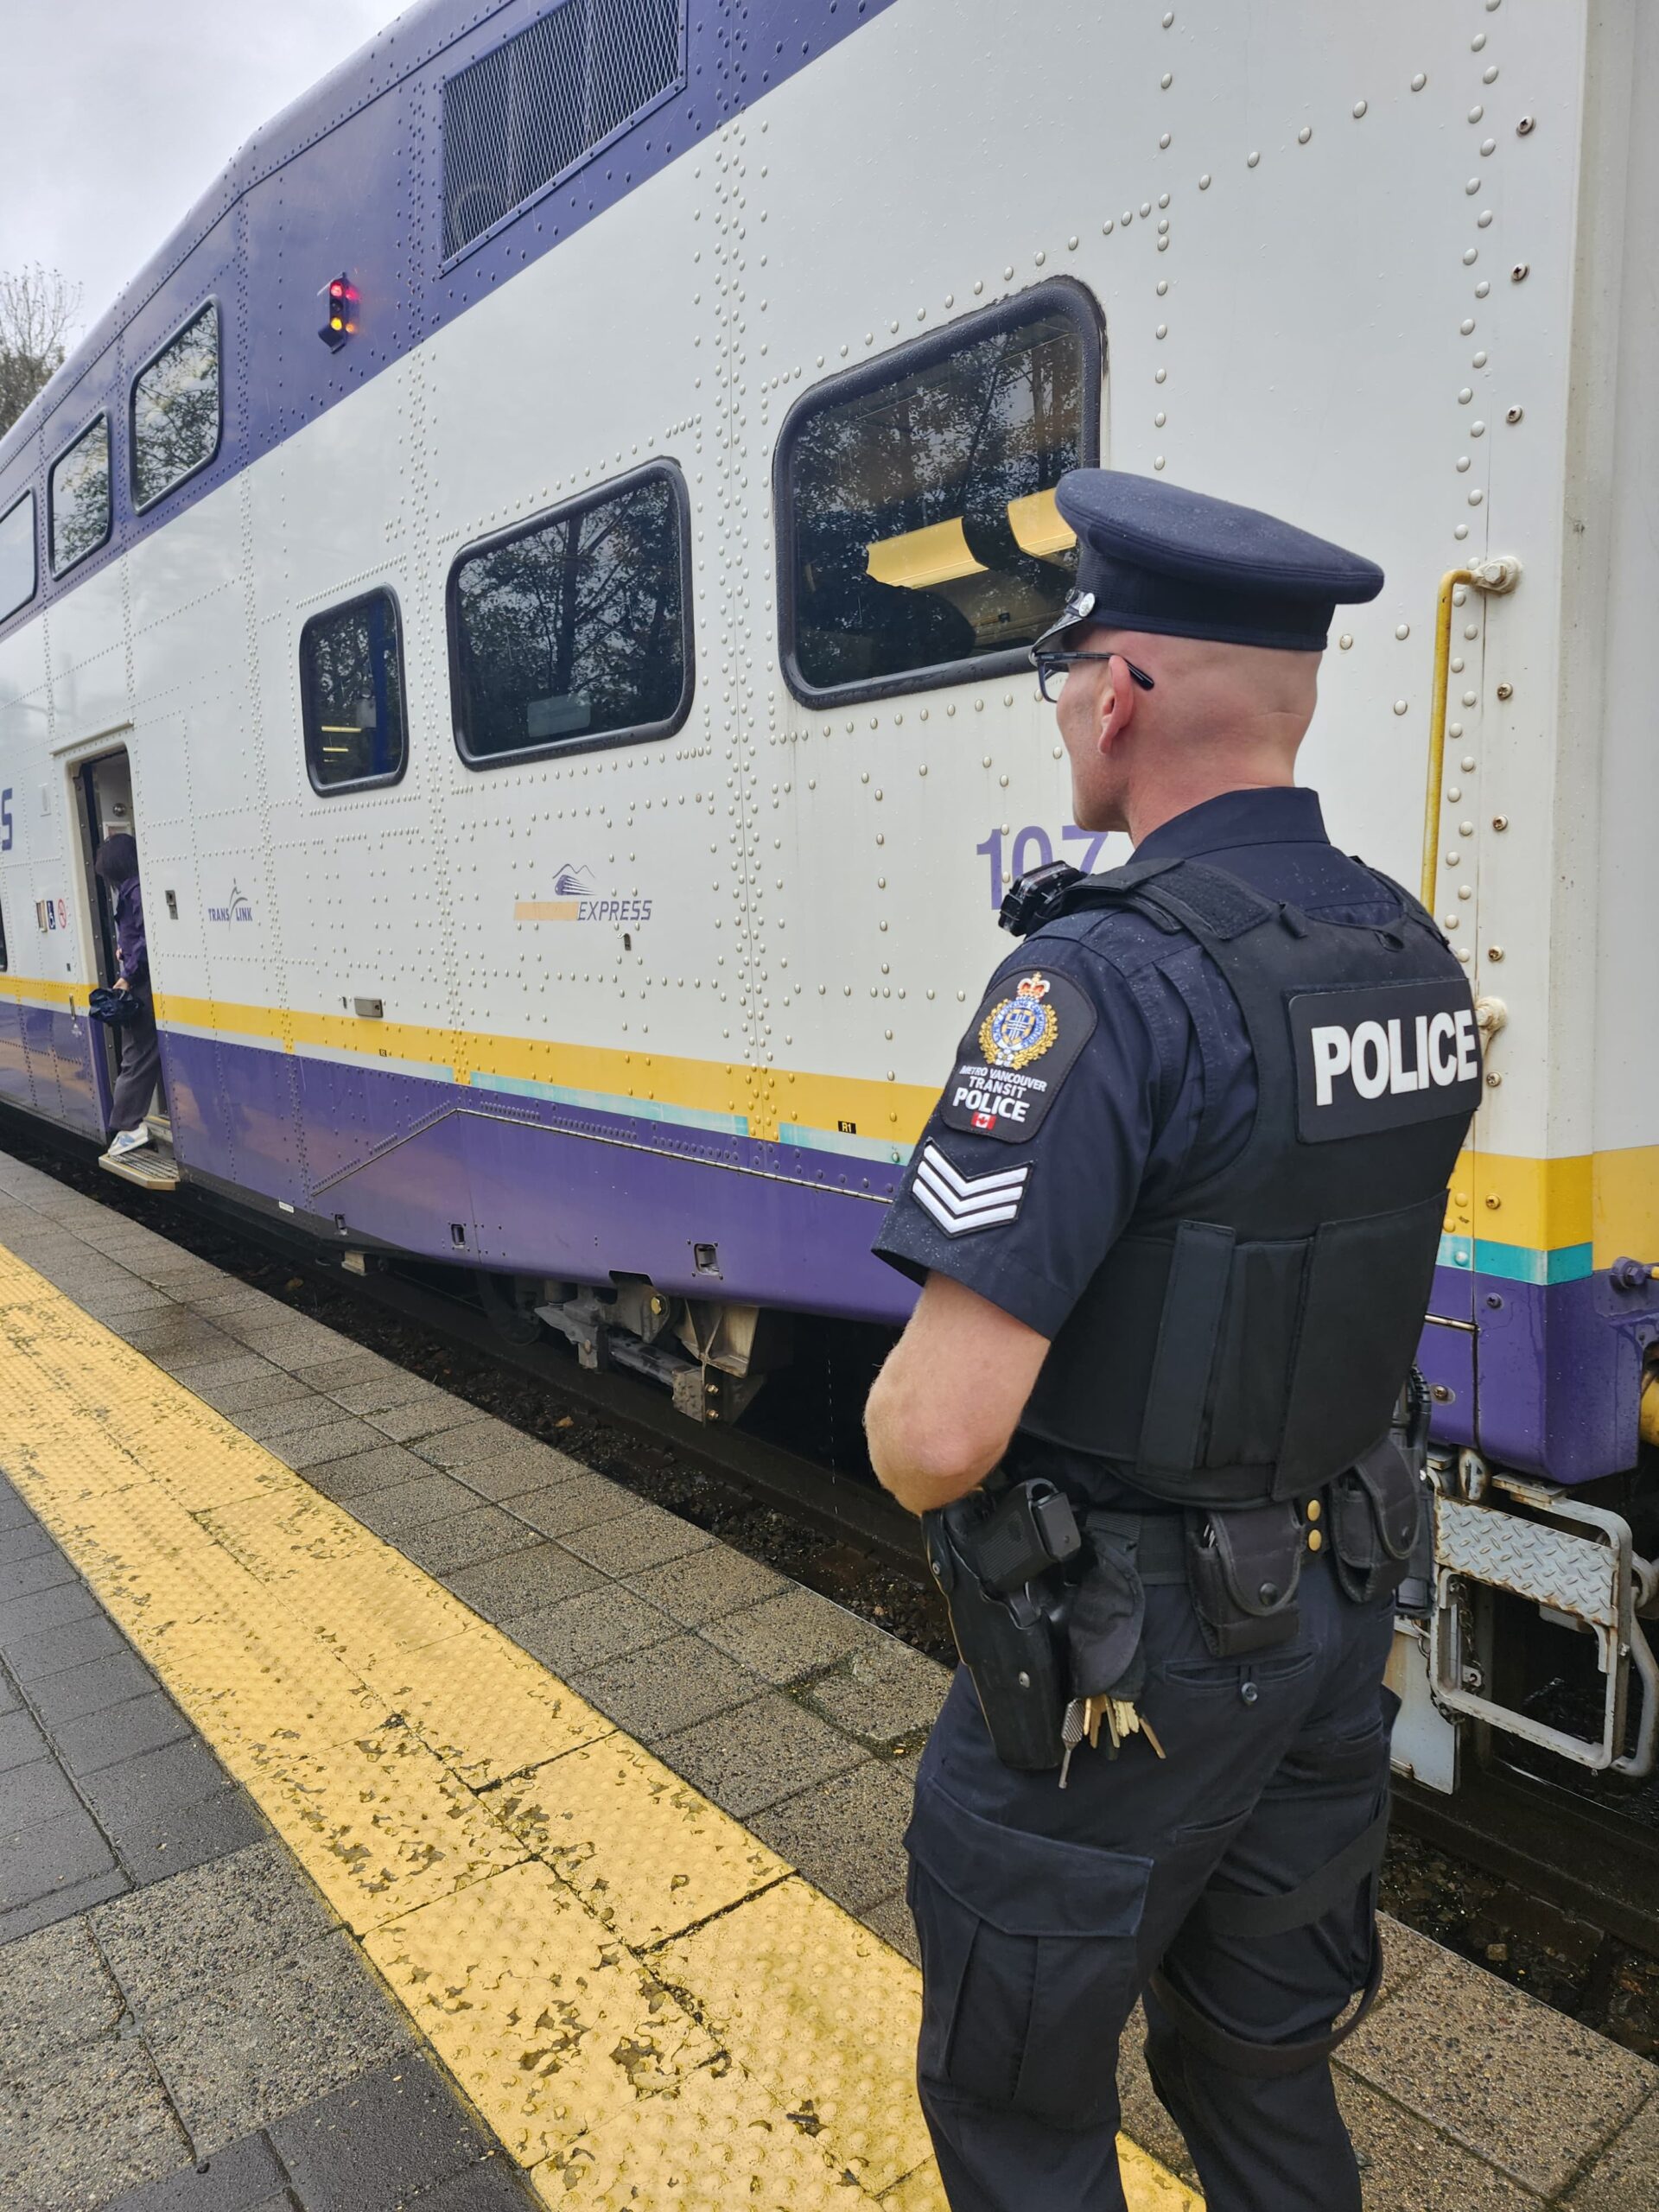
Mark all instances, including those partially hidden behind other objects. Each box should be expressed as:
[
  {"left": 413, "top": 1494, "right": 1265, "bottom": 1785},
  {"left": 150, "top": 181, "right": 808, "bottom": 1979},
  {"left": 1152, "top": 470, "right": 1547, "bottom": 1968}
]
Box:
[{"left": 99, "top": 1111, "right": 180, "bottom": 1192}]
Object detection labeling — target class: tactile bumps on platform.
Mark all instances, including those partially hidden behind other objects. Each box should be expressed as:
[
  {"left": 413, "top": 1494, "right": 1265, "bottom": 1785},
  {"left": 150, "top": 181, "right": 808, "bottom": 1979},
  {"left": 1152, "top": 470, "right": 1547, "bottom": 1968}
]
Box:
[
  {"left": 658, "top": 1875, "right": 934, "bottom": 2196},
  {"left": 531, "top": 2052, "right": 884, "bottom": 2209},
  {"left": 365, "top": 1859, "right": 717, "bottom": 2163},
  {"left": 360, "top": 1621, "right": 613, "bottom": 1783},
  {"left": 0, "top": 1240, "right": 1200, "bottom": 2212},
  {"left": 494, "top": 1735, "right": 790, "bottom": 1946},
  {"left": 265, "top": 1726, "right": 529, "bottom": 1929}
]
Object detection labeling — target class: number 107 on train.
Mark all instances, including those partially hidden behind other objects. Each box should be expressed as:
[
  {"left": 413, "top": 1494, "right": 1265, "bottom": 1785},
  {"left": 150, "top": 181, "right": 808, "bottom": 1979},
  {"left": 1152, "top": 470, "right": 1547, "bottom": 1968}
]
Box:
[{"left": 975, "top": 824, "right": 1110, "bottom": 909}]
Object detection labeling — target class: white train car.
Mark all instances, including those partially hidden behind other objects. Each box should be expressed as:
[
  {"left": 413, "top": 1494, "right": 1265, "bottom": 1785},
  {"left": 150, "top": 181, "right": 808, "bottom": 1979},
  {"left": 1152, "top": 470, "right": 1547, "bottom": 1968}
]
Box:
[{"left": 0, "top": 0, "right": 1655, "bottom": 1788}]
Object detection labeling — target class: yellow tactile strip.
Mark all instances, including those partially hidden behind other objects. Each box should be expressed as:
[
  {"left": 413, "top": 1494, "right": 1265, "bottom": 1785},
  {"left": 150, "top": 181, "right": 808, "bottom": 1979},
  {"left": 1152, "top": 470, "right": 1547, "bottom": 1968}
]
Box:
[{"left": 0, "top": 1244, "right": 1200, "bottom": 2212}]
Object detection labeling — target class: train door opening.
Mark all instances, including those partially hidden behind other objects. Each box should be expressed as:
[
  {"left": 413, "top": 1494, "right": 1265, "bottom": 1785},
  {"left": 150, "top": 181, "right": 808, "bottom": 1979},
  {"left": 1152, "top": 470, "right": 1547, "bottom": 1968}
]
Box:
[{"left": 73, "top": 748, "right": 171, "bottom": 1167}]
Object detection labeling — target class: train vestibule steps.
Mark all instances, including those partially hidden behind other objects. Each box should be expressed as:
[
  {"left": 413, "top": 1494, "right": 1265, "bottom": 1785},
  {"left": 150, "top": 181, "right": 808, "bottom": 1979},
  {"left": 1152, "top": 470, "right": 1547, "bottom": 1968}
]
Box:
[{"left": 98, "top": 1109, "right": 181, "bottom": 1192}]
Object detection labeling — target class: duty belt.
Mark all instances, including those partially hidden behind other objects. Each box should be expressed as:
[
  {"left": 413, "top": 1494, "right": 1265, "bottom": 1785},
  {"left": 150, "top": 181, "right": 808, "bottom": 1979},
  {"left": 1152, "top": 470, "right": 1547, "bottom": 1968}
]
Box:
[{"left": 925, "top": 1478, "right": 1408, "bottom": 2082}]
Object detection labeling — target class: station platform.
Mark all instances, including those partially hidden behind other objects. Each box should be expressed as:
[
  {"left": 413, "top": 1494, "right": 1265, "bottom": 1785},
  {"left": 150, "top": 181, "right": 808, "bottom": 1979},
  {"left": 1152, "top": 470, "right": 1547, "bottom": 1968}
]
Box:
[{"left": 0, "top": 1148, "right": 1656, "bottom": 2212}]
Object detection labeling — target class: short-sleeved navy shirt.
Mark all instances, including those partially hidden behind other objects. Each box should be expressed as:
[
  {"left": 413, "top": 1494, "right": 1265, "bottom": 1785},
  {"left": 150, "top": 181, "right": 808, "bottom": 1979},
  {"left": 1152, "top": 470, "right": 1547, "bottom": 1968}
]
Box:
[{"left": 873, "top": 786, "right": 1408, "bottom": 1341}]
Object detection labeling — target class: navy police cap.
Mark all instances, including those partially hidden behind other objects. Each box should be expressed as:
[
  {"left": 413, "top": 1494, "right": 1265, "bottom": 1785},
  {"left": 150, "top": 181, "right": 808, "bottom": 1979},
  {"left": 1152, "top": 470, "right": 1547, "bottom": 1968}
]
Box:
[{"left": 1036, "top": 469, "right": 1384, "bottom": 655}]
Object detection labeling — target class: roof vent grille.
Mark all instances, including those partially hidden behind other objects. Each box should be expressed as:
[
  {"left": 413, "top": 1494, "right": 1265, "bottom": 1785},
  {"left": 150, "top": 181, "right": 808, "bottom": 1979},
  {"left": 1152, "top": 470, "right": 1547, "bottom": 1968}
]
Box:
[{"left": 442, "top": 0, "right": 683, "bottom": 260}]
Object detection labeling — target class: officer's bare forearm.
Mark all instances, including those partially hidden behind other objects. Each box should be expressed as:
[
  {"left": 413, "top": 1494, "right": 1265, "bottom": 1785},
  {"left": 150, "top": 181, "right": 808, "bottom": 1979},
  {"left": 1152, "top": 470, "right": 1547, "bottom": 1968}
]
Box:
[{"left": 865, "top": 1273, "right": 1051, "bottom": 1516}]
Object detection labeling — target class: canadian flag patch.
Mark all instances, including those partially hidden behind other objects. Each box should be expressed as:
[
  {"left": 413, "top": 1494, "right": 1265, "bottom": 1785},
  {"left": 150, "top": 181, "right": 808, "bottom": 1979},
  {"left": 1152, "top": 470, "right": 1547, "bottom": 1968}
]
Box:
[{"left": 909, "top": 1143, "right": 1030, "bottom": 1237}]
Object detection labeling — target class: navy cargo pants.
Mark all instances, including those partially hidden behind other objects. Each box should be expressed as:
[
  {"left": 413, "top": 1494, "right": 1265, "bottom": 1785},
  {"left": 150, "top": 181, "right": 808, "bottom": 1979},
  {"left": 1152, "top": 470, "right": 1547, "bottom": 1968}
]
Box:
[{"left": 906, "top": 1542, "right": 1395, "bottom": 2212}]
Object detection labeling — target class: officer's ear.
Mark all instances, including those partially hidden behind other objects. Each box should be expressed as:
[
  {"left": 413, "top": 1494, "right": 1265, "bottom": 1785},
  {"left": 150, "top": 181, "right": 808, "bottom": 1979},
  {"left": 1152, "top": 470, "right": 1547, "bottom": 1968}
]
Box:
[{"left": 1097, "top": 652, "right": 1142, "bottom": 755}]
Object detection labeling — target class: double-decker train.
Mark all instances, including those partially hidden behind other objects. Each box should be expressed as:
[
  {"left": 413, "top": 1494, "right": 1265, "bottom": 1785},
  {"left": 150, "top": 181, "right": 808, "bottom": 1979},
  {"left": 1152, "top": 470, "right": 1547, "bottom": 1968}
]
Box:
[{"left": 1, "top": 0, "right": 1655, "bottom": 1796}]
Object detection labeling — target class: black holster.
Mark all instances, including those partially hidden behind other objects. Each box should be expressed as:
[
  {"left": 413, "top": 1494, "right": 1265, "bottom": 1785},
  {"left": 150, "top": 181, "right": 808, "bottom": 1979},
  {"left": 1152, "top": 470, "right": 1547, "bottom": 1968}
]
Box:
[
  {"left": 1184, "top": 1503, "right": 1304, "bottom": 1658},
  {"left": 1332, "top": 1369, "right": 1432, "bottom": 1608},
  {"left": 924, "top": 1482, "right": 1080, "bottom": 1771}
]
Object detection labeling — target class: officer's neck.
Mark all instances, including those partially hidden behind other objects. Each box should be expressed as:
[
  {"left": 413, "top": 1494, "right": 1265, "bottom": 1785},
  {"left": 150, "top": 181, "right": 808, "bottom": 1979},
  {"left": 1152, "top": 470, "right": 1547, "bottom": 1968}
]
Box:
[{"left": 1124, "top": 767, "right": 1297, "bottom": 850}]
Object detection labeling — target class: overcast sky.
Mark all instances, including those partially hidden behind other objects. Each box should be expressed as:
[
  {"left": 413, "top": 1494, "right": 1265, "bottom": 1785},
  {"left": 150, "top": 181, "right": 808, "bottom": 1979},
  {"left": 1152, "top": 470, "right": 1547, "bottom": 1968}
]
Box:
[{"left": 0, "top": 0, "right": 400, "bottom": 340}]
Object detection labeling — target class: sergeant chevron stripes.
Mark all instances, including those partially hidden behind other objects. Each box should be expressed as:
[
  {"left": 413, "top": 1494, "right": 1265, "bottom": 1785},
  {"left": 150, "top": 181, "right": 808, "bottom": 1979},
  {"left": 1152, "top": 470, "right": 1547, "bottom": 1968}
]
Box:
[{"left": 911, "top": 1143, "right": 1030, "bottom": 1236}]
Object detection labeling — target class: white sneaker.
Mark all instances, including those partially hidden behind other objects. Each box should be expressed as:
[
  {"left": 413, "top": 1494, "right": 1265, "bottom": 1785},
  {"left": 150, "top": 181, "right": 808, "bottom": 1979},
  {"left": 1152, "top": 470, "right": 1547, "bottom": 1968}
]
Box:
[{"left": 106, "top": 1127, "right": 151, "bottom": 1160}]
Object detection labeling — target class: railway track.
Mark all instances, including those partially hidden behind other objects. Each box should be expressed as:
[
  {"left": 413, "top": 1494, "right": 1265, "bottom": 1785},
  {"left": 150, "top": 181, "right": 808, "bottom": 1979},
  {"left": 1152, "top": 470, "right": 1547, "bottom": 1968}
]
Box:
[{"left": 3, "top": 1102, "right": 1657, "bottom": 2055}]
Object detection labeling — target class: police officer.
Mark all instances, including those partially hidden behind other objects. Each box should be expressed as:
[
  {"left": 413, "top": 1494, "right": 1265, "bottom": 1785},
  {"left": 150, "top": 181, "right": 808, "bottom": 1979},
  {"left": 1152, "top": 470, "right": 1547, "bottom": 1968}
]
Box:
[{"left": 864, "top": 470, "right": 1480, "bottom": 2212}]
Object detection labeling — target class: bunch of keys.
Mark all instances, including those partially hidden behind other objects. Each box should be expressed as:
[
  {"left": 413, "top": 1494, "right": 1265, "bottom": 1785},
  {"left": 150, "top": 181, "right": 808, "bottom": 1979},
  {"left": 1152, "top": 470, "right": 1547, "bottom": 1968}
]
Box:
[{"left": 1058, "top": 1693, "right": 1166, "bottom": 1788}]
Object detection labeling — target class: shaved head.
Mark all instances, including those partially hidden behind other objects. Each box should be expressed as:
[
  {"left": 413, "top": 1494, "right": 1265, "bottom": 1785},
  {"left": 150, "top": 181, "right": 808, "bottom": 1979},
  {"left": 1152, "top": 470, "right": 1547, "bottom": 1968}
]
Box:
[{"left": 1055, "top": 625, "right": 1322, "bottom": 842}]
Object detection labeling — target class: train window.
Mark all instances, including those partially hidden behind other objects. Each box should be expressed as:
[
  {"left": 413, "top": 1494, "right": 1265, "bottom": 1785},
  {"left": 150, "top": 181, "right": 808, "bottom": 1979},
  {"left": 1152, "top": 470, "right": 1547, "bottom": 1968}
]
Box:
[
  {"left": 0, "top": 893, "right": 8, "bottom": 974},
  {"left": 130, "top": 303, "right": 220, "bottom": 512},
  {"left": 300, "top": 589, "right": 409, "bottom": 791},
  {"left": 448, "top": 462, "right": 692, "bottom": 766},
  {"left": 48, "top": 414, "right": 111, "bottom": 577},
  {"left": 778, "top": 281, "right": 1101, "bottom": 704},
  {"left": 0, "top": 493, "right": 35, "bottom": 621}
]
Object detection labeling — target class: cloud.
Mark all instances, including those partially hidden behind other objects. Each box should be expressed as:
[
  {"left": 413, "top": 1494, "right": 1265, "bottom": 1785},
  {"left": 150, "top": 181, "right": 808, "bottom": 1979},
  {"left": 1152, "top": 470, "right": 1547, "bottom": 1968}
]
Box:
[{"left": 0, "top": 0, "right": 399, "bottom": 337}]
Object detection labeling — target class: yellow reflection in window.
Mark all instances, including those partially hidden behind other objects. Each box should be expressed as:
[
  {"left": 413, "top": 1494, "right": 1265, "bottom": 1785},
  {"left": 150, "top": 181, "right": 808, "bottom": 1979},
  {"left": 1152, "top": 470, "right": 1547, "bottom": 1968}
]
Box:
[
  {"left": 866, "top": 516, "right": 987, "bottom": 592},
  {"left": 1007, "top": 487, "right": 1077, "bottom": 559}
]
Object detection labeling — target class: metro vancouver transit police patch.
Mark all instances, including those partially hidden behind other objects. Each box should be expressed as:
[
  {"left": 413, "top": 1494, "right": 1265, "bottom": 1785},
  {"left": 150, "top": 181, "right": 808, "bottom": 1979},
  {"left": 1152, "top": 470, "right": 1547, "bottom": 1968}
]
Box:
[
  {"left": 940, "top": 969, "right": 1096, "bottom": 1144},
  {"left": 1290, "top": 979, "right": 1482, "bottom": 1142}
]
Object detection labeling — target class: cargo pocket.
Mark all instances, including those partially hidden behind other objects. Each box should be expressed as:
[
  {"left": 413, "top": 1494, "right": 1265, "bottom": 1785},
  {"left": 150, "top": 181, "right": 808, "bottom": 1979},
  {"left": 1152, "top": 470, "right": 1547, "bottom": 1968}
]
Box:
[{"left": 904, "top": 1780, "right": 1153, "bottom": 2129}]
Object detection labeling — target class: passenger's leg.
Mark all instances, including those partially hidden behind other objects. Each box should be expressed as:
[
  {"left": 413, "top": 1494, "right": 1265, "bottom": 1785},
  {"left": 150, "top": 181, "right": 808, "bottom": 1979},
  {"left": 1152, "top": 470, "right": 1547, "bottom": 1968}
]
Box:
[{"left": 108, "top": 1001, "right": 161, "bottom": 1134}]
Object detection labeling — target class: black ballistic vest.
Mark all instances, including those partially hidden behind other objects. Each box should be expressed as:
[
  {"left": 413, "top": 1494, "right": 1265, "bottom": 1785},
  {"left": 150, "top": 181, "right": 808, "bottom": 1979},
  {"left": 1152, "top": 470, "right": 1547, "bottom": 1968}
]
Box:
[{"left": 1017, "top": 856, "right": 1481, "bottom": 1506}]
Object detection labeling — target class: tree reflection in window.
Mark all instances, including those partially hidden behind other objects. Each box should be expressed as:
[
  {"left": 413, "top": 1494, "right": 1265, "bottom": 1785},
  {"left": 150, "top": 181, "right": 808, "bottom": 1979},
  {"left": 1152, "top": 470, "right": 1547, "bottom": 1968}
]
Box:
[
  {"left": 301, "top": 591, "right": 407, "bottom": 790},
  {"left": 785, "top": 299, "right": 1093, "bottom": 697},
  {"left": 0, "top": 494, "right": 35, "bottom": 621},
  {"left": 451, "top": 467, "right": 690, "bottom": 762},
  {"left": 49, "top": 416, "right": 111, "bottom": 576},
  {"left": 131, "top": 305, "right": 219, "bottom": 511}
]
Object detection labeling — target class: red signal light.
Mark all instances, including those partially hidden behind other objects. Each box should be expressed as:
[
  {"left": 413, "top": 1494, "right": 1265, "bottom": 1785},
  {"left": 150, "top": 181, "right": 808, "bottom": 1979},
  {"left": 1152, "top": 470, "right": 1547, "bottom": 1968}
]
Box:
[{"left": 318, "top": 272, "right": 359, "bottom": 352}]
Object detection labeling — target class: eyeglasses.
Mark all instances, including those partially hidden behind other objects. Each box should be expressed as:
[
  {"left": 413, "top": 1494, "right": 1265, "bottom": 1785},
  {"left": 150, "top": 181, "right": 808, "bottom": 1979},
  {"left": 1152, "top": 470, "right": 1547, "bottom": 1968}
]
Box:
[{"left": 1031, "top": 650, "right": 1157, "bottom": 705}]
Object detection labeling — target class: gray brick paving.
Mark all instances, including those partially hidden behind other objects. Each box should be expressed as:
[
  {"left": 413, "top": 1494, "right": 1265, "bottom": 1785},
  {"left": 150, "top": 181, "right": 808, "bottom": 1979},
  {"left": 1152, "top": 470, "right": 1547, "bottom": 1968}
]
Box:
[
  {"left": 504, "top": 1471, "right": 641, "bottom": 1539},
  {"left": 749, "top": 1758, "right": 914, "bottom": 1916},
  {"left": 571, "top": 1627, "right": 764, "bottom": 1742},
  {"left": 442, "top": 1540, "right": 605, "bottom": 1623},
  {"left": 0, "top": 1491, "right": 533, "bottom": 2212},
  {"left": 557, "top": 1499, "right": 715, "bottom": 1576},
  {"left": 656, "top": 1688, "right": 869, "bottom": 1817},
  {"left": 503, "top": 1585, "right": 680, "bottom": 1676},
  {"left": 143, "top": 1931, "right": 416, "bottom": 2153},
  {"left": 348, "top": 1471, "right": 483, "bottom": 1537},
  {"left": 448, "top": 1445, "right": 584, "bottom": 1505},
  {"left": 796, "top": 1634, "right": 954, "bottom": 1748},
  {"left": 622, "top": 1541, "right": 787, "bottom": 1627},
  {"left": 365, "top": 1395, "right": 483, "bottom": 1444},
  {"left": 395, "top": 1505, "right": 542, "bottom": 1579},
  {"left": 0, "top": 1146, "right": 1656, "bottom": 2210},
  {"left": 302, "top": 1442, "right": 436, "bottom": 1503}
]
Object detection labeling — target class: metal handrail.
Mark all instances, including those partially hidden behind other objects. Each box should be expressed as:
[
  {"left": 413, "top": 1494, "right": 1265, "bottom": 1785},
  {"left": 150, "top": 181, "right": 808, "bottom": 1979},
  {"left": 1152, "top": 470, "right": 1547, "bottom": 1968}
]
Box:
[{"left": 1420, "top": 558, "right": 1522, "bottom": 907}]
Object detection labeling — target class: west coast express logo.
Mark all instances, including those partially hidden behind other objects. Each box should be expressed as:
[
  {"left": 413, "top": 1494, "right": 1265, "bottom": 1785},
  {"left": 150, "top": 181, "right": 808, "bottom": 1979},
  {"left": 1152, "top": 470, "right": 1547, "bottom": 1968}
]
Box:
[{"left": 514, "top": 862, "right": 652, "bottom": 926}]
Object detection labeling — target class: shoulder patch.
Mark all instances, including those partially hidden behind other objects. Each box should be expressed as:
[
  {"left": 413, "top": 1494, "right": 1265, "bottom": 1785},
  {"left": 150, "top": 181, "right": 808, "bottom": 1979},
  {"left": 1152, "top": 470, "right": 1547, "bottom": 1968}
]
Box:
[
  {"left": 938, "top": 966, "right": 1098, "bottom": 1144},
  {"left": 1289, "top": 979, "right": 1483, "bottom": 1141}
]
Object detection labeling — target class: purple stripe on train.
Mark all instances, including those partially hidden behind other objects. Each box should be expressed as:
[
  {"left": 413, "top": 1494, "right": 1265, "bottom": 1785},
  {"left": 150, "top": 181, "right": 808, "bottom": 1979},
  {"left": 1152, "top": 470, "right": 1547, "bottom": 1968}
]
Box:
[{"left": 0, "top": 995, "right": 1651, "bottom": 1486}]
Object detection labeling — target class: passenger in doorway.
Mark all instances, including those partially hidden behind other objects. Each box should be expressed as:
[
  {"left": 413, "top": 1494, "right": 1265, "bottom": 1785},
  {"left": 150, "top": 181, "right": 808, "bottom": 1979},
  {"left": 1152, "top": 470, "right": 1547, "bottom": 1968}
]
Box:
[{"left": 94, "top": 834, "right": 163, "bottom": 1160}]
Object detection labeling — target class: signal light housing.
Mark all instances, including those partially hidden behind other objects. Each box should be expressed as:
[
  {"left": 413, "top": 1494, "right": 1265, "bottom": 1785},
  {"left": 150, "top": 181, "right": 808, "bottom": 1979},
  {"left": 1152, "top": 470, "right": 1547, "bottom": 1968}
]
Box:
[{"left": 319, "top": 273, "right": 359, "bottom": 353}]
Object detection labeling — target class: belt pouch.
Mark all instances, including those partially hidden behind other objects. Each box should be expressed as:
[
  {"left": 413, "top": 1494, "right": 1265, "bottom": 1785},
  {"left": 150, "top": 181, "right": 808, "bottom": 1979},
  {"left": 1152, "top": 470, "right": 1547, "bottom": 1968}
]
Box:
[
  {"left": 1068, "top": 1521, "right": 1147, "bottom": 1701},
  {"left": 1331, "top": 1435, "right": 1425, "bottom": 1606},
  {"left": 1183, "top": 1504, "right": 1303, "bottom": 1659}
]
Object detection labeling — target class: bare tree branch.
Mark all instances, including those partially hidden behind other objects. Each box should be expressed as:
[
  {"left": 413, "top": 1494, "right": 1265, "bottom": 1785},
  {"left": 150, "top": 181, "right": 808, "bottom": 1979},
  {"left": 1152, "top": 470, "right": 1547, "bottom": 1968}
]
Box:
[{"left": 0, "top": 265, "right": 82, "bottom": 437}]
